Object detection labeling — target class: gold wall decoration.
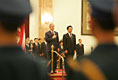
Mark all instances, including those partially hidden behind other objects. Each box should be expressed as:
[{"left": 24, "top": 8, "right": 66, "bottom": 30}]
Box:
[
  {"left": 81, "top": 0, "right": 92, "bottom": 35},
  {"left": 81, "top": 0, "right": 118, "bottom": 35},
  {"left": 39, "top": 0, "right": 53, "bottom": 40}
]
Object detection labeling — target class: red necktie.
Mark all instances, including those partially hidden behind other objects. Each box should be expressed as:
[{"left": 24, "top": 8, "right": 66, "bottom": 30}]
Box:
[
  {"left": 52, "top": 31, "right": 54, "bottom": 36},
  {"left": 70, "top": 34, "right": 72, "bottom": 40}
]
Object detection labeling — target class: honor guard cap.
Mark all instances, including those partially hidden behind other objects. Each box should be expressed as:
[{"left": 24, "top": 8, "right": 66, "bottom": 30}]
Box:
[
  {"left": 0, "top": 0, "right": 32, "bottom": 17},
  {"left": 89, "top": 0, "right": 118, "bottom": 29}
]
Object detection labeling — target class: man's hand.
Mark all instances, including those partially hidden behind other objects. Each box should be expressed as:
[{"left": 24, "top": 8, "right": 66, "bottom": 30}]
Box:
[
  {"left": 40, "top": 53, "right": 44, "bottom": 56},
  {"left": 65, "top": 50, "right": 68, "bottom": 54},
  {"left": 52, "top": 35, "right": 56, "bottom": 39},
  {"left": 57, "top": 48, "right": 60, "bottom": 52},
  {"left": 42, "top": 53, "right": 44, "bottom": 56},
  {"left": 74, "top": 50, "right": 76, "bottom": 54}
]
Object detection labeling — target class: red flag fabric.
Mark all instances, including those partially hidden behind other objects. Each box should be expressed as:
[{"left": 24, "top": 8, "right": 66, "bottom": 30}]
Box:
[{"left": 17, "top": 24, "right": 26, "bottom": 51}]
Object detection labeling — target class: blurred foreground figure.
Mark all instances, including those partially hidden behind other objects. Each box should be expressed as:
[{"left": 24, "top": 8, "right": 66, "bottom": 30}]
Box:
[
  {"left": 67, "top": 0, "right": 118, "bottom": 80},
  {"left": 0, "top": 0, "right": 48, "bottom": 80}
]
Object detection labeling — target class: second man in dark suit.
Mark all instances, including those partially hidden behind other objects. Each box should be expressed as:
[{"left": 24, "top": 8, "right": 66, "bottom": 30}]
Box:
[{"left": 63, "top": 25, "right": 76, "bottom": 57}]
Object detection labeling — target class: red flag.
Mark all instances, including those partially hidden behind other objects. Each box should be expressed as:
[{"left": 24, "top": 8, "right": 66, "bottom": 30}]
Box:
[{"left": 17, "top": 24, "right": 26, "bottom": 51}]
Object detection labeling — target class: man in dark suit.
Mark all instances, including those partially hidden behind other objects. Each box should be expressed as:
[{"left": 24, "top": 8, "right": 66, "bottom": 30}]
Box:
[
  {"left": 0, "top": 0, "right": 48, "bottom": 80},
  {"left": 58, "top": 40, "right": 64, "bottom": 54},
  {"left": 33, "top": 38, "right": 43, "bottom": 57},
  {"left": 38, "top": 38, "right": 43, "bottom": 56},
  {"left": 29, "top": 40, "right": 34, "bottom": 54},
  {"left": 45, "top": 23, "right": 59, "bottom": 73},
  {"left": 76, "top": 39, "right": 84, "bottom": 57},
  {"left": 26, "top": 39, "right": 30, "bottom": 53},
  {"left": 67, "top": 0, "right": 118, "bottom": 80},
  {"left": 63, "top": 25, "right": 76, "bottom": 57},
  {"left": 58, "top": 40, "right": 66, "bottom": 69},
  {"left": 41, "top": 38, "right": 48, "bottom": 59},
  {"left": 63, "top": 25, "right": 76, "bottom": 74}
]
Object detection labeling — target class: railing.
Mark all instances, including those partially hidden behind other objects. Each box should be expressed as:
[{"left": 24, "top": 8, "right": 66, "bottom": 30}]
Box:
[
  {"left": 50, "top": 45, "right": 65, "bottom": 79},
  {"left": 53, "top": 51, "right": 65, "bottom": 70},
  {"left": 57, "top": 52, "right": 65, "bottom": 70}
]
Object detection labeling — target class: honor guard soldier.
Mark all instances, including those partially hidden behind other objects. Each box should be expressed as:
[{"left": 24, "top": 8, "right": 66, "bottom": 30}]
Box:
[
  {"left": 0, "top": 0, "right": 48, "bottom": 80},
  {"left": 67, "top": 0, "right": 118, "bottom": 80}
]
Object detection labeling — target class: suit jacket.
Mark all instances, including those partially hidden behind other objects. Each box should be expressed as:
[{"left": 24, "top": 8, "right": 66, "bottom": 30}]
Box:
[
  {"left": 41, "top": 42, "right": 48, "bottom": 59},
  {"left": 33, "top": 43, "right": 42, "bottom": 56},
  {"left": 76, "top": 44, "right": 84, "bottom": 56},
  {"left": 63, "top": 33, "right": 76, "bottom": 56},
  {"left": 26, "top": 44, "right": 30, "bottom": 53},
  {"left": 58, "top": 45, "right": 64, "bottom": 54},
  {"left": 67, "top": 44, "right": 118, "bottom": 80},
  {"left": 45, "top": 31, "right": 59, "bottom": 52},
  {"left": 0, "top": 46, "right": 48, "bottom": 80},
  {"left": 29, "top": 43, "right": 33, "bottom": 50},
  {"left": 38, "top": 43, "right": 42, "bottom": 54}
]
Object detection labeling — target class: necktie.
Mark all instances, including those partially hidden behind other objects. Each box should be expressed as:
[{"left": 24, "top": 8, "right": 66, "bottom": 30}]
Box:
[
  {"left": 70, "top": 34, "right": 72, "bottom": 40},
  {"left": 52, "top": 31, "right": 54, "bottom": 36}
]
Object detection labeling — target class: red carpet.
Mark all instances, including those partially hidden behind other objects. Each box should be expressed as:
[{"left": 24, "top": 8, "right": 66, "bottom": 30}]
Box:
[{"left": 49, "top": 69, "right": 67, "bottom": 80}]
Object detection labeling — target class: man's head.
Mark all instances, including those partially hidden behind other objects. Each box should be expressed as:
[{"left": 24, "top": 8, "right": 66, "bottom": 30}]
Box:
[
  {"left": 59, "top": 40, "right": 63, "bottom": 46},
  {"left": 30, "top": 40, "right": 33, "bottom": 44},
  {"left": 78, "top": 39, "right": 82, "bottom": 44},
  {"left": 49, "top": 23, "right": 55, "bottom": 31},
  {"left": 26, "top": 39, "right": 29, "bottom": 44},
  {"left": 0, "top": 0, "right": 32, "bottom": 33},
  {"left": 89, "top": 0, "right": 117, "bottom": 43},
  {"left": 38, "top": 38, "right": 42, "bottom": 43},
  {"left": 26, "top": 37, "right": 30, "bottom": 41},
  {"left": 34, "top": 38, "right": 38, "bottom": 43},
  {"left": 67, "top": 25, "right": 73, "bottom": 33}
]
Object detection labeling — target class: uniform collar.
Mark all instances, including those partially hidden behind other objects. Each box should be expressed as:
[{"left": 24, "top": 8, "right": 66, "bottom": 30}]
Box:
[{"left": 0, "top": 46, "right": 25, "bottom": 55}]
